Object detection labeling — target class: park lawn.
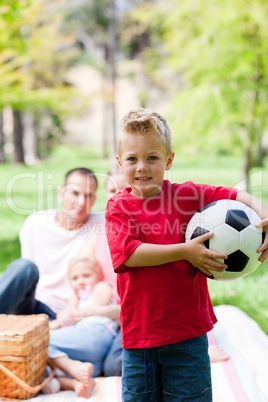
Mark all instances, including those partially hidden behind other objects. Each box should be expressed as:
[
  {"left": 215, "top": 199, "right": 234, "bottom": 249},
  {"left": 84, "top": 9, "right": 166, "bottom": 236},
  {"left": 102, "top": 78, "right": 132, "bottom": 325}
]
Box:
[{"left": 0, "top": 144, "right": 268, "bottom": 334}]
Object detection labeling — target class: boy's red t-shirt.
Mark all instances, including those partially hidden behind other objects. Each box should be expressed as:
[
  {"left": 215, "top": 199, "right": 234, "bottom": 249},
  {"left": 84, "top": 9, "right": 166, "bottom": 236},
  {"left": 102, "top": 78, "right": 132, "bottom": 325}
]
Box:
[{"left": 105, "top": 180, "right": 237, "bottom": 349}]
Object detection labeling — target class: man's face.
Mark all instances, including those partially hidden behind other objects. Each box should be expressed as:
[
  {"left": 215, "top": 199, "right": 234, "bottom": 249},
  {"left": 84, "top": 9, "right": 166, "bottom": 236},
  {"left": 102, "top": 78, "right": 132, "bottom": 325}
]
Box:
[{"left": 59, "top": 173, "right": 97, "bottom": 225}]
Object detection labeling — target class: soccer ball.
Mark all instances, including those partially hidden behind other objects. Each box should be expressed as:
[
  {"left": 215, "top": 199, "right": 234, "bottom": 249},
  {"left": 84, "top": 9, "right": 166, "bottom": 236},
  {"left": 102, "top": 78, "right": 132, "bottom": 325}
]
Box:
[{"left": 185, "top": 199, "right": 263, "bottom": 281}]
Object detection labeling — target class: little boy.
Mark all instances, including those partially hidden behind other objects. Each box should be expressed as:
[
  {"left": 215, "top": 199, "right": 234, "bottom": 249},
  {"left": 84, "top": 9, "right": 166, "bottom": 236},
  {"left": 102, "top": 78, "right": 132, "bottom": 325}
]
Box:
[{"left": 105, "top": 108, "right": 268, "bottom": 401}]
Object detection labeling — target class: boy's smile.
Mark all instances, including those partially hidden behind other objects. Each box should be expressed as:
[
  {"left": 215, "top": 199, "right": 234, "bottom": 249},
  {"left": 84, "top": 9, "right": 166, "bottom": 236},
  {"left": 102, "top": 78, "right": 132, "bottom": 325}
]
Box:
[{"left": 117, "top": 132, "right": 174, "bottom": 198}]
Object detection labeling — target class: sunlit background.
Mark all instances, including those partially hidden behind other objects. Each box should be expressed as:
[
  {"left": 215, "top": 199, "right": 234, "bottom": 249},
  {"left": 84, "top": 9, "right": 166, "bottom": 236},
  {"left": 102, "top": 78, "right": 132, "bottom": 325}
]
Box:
[
  {"left": 1, "top": 0, "right": 268, "bottom": 332},
  {"left": 1, "top": 0, "right": 268, "bottom": 185}
]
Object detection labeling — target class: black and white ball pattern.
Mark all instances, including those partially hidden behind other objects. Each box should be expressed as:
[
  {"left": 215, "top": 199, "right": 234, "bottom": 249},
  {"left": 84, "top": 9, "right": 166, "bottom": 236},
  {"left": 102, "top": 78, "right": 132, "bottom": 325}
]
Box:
[{"left": 185, "top": 199, "right": 263, "bottom": 281}]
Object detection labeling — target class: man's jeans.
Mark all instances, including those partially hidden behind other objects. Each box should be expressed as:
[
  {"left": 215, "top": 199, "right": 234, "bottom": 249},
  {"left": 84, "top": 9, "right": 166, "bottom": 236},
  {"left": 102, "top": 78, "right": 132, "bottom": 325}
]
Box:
[
  {"left": 0, "top": 258, "right": 122, "bottom": 376},
  {"left": 103, "top": 328, "right": 122, "bottom": 376},
  {"left": 0, "top": 258, "right": 55, "bottom": 318}
]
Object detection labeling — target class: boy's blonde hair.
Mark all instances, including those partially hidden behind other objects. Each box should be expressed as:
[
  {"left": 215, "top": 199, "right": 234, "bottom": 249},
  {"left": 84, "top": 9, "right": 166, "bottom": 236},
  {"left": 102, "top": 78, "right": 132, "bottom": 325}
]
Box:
[
  {"left": 117, "top": 107, "right": 172, "bottom": 157},
  {"left": 68, "top": 255, "right": 103, "bottom": 281}
]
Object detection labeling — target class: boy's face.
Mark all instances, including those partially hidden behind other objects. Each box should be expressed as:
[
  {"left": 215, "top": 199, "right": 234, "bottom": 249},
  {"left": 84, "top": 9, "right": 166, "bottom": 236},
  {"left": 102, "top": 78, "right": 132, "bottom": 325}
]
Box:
[
  {"left": 69, "top": 261, "right": 101, "bottom": 294},
  {"left": 117, "top": 132, "right": 174, "bottom": 198}
]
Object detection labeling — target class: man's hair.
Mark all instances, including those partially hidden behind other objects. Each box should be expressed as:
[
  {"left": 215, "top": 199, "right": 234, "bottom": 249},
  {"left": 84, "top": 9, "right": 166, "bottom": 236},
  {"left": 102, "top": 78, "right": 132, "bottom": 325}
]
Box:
[
  {"left": 64, "top": 167, "right": 98, "bottom": 189},
  {"left": 117, "top": 108, "right": 172, "bottom": 156}
]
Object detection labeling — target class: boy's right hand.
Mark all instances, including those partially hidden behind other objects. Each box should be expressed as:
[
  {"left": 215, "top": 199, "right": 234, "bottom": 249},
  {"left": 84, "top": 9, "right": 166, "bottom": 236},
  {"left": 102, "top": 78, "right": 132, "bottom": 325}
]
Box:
[{"left": 185, "top": 232, "right": 228, "bottom": 278}]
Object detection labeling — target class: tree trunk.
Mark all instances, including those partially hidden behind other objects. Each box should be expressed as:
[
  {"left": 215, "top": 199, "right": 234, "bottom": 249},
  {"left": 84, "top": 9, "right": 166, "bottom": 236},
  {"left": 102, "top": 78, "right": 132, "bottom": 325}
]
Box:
[
  {"left": 109, "top": 0, "right": 117, "bottom": 156},
  {"left": 23, "top": 111, "right": 38, "bottom": 165},
  {"left": 256, "top": 134, "right": 268, "bottom": 167},
  {"left": 104, "top": 0, "right": 117, "bottom": 159},
  {"left": 242, "top": 140, "right": 251, "bottom": 192},
  {"left": 0, "top": 111, "right": 6, "bottom": 163},
  {"left": 101, "top": 75, "right": 110, "bottom": 159},
  {"left": 13, "top": 110, "right": 25, "bottom": 164}
]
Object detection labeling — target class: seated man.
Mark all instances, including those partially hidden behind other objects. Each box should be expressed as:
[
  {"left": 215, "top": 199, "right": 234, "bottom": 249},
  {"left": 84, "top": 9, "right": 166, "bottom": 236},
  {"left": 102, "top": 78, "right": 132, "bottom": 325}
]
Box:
[{"left": 0, "top": 167, "right": 121, "bottom": 376}]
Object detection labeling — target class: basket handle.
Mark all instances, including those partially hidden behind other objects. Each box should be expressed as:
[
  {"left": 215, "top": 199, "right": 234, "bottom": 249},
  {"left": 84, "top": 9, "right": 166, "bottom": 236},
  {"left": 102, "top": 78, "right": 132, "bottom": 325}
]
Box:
[{"left": 0, "top": 359, "right": 56, "bottom": 394}]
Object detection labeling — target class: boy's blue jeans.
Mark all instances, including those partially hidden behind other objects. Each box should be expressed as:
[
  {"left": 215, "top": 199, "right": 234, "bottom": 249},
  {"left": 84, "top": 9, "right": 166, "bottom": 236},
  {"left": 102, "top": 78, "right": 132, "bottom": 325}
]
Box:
[{"left": 122, "top": 334, "right": 212, "bottom": 402}]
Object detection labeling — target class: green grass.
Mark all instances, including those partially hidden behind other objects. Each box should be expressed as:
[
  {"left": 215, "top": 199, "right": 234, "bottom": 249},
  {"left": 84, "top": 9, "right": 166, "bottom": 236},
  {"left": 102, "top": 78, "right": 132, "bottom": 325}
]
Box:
[{"left": 1, "top": 144, "right": 268, "bottom": 334}]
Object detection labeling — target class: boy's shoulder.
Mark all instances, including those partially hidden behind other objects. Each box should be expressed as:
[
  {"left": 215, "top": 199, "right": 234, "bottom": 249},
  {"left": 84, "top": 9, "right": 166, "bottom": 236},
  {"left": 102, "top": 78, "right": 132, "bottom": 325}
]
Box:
[
  {"left": 168, "top": 180, "right": 199, "bottom": 194},
  {"left": 171, "top": 180, "right": 211, "bottom": 191}
]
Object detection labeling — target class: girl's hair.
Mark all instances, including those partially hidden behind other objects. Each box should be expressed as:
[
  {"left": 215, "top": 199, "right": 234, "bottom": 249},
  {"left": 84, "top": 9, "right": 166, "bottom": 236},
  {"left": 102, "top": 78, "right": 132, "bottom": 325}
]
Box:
[
  {"left": 106, "top": 164, "right": 121, "bottom": 177},
  {"left": 68, "top": 255, "right": 103, "bottom": 279},
  {"left": 117, "top": 107, "right": 172, "bottom": 157}
]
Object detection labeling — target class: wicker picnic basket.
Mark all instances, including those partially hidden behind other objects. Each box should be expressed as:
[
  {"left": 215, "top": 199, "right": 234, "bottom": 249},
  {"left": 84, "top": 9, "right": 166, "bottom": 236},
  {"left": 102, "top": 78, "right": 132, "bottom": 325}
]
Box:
[{"left": 0, "top": 314, "right": 55, "bottom": 399}]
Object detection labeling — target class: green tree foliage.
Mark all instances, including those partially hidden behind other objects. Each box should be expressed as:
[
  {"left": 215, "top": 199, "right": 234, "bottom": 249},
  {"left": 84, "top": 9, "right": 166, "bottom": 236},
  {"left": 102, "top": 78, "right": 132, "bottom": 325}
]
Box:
[
  {"left": 63, "top": 0, "right": 113, "bottom": 73},
  {"left": 0, "top": 0, "right": 80, "bottom": 161},
  {"left": 0, "top": 0, "right": 34, "bottom": 20},
  {"left": 0, "top": 0, "right": 75, "bottom": 109},
  {"left": 131, "top": 0, "right": 268, "bottom": 188},
  {"left": 63, "top": 0, "right": 118, "bottom": 157}
]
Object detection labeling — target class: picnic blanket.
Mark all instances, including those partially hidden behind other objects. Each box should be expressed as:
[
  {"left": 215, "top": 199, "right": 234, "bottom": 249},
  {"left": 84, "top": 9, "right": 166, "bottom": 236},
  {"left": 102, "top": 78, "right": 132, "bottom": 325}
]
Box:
[
  {"left": 2, "top": 305, "right": 268, "bottom": 402},
  {"left": 209, "top": 305, "right": 268, "bottom": 402}
]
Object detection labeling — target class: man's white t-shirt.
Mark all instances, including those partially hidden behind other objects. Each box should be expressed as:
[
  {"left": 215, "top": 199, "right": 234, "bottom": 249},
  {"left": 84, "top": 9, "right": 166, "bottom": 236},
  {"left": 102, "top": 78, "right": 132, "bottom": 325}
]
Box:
[{"left": 20, "top": 210, "right": 104, "bottom": 313}]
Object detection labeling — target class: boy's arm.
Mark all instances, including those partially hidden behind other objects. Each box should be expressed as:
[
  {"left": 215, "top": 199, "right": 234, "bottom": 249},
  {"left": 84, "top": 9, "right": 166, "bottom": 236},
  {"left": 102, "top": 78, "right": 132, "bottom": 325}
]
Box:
[
  {"left": 124, "top": 191, "right": 268, "bottom": 273},
  {"left": 236, "top": 191, "right": 268, "bottom": 262},
  {"left": 236, "top": 191, "right": 268, "bottom": 220},
  {"left": 124, "top": 232, "right": 228, "bottom": 278}
]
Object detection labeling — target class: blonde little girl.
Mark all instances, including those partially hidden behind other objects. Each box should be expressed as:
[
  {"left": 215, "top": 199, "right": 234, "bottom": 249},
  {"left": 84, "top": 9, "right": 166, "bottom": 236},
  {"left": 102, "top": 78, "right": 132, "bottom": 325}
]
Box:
[{"left": 45, "top": 255, "right": 117, "bottom": 397}]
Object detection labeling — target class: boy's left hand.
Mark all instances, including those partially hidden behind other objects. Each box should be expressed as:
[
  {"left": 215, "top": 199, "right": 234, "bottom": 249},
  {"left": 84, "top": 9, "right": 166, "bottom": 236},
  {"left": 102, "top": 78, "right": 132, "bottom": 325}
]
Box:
[{"left": 256, "top": 217, "right": 268, "bottom": 262}]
